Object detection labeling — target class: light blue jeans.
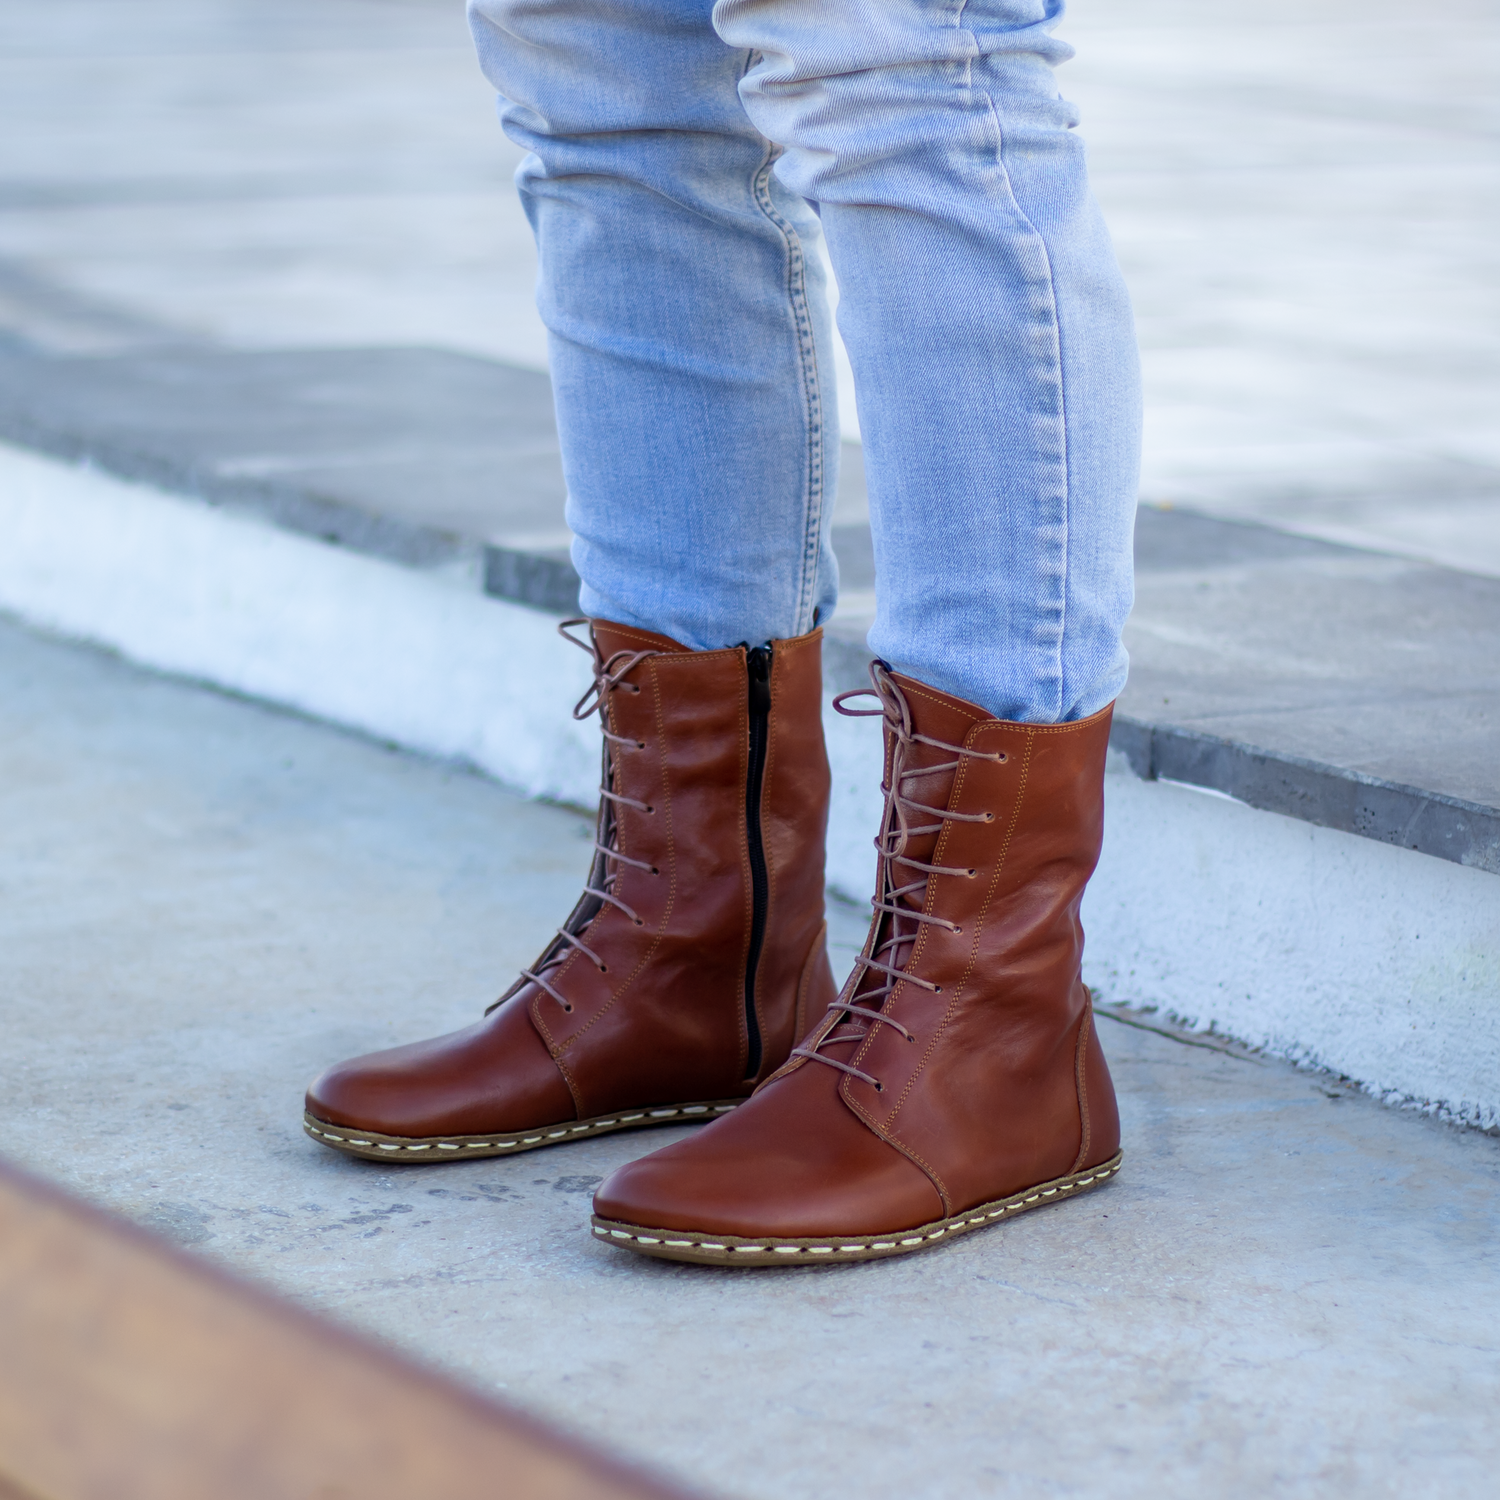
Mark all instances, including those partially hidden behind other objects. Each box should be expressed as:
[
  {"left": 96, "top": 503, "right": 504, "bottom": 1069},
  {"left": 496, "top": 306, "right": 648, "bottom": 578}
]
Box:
[{"left": 468, "top": 0, "right": 1140, "bottom": 722}]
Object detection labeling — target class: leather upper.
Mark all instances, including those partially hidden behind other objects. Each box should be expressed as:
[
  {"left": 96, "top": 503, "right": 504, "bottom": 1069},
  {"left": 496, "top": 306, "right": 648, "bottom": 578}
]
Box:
[
  {"left": 306, "top": 620, "right": 835, "bottom": 1137},
  {"left": 594, "top": 671, "right": 1120, "bottom": 1236}
]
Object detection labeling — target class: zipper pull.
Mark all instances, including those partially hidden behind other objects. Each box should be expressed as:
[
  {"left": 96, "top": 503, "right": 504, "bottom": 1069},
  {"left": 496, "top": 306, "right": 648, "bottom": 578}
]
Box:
[{"left": 746, "top": 644, "right": 772, "bottom": 715}]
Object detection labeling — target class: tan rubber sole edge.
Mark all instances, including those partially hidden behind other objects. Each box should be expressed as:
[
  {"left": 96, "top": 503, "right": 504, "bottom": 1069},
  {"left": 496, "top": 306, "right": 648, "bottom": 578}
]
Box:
[
  {"left": 590, "top": 1152, "right": 1123, "bottom": 1266},
  {"left": 302, "top": 1100, "right": 744, "bottom": 1163}
]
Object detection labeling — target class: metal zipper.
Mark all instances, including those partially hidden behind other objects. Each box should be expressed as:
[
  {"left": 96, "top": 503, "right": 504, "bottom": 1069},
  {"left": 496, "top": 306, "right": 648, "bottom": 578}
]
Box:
[{"left": 743, "top": 643, "right": 773, "bottom": 1079}]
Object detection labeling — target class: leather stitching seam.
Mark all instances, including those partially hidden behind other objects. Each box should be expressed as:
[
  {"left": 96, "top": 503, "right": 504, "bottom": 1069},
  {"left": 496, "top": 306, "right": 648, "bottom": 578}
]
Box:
[
  {"left": 840, "top": 724, "right": 994, "bottom": 1212},
  {"left": 887, "top": 723, "right": 1031, "bottom": 1125},
  {"left": 868, "top": 724, "right": 1030, "bottom": 1213},
  {"left": 735, "top": 661, "right": 755, "bottom": 1076},
  {"left": 304, "top": 1102, "right": 741, "bottom": 1154},
  {"left": 1070, "top": 999, "right": 1094, "bottom": 1174}
]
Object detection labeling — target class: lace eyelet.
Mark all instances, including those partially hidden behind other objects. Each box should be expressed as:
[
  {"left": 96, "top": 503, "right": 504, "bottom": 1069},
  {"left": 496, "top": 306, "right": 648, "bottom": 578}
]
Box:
[
  {"left": 563, "top": 1004, "right": 574, "bottom": 1013},
  {"left": 650, "top": 866, "right": 660, "bottom": 875},
  {"left": 636, "top": 740, "right": 646, "bottom": 750},
  {"left": 983, "top": 812, "right": 995, "bottom": 822},
  {"left": 645, "top": 805, "right": 656, "bottom": 814},
  {"left": 998, "top": 753, "right": 1008, "bottom": 763},
  {"left": 598, "top": 963, "right": 608, "bottom": 973},
  {"left": 634, "top": 918, "right": 644, "bottom": 927},
  {"left": 873, "top": 1081, "right": 884, "bottom": 1093},
  {"left": 967, "top": 868, "right": 977, "bottom": 878}
]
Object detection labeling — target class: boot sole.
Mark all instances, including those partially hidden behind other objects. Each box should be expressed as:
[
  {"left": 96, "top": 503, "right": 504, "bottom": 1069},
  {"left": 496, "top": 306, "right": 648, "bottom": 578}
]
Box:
[
  {"left": 302, "top": 1100, "right": 744, "bottom": 1163},
  {"left": 590, "top": 1152, "right": 1123, "bottom": 1266}
]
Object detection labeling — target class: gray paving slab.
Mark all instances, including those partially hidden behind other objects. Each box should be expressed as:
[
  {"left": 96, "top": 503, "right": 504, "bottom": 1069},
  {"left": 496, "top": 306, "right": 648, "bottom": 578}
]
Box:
[
  {"left": 0, "top": 343, "right": 869, "bottom": 606},
  {"left": 2, "top": 341, "right": 1495, "bottom": 867},
  {"left": 1118, "top": 510, "right": 1500, "bottom": 868},
  {"left": 0, "top": 345, "right": 565, "bottom": 572},
  {"left": 2, "top": 612, "right": 1497, "bottom": 1499}
]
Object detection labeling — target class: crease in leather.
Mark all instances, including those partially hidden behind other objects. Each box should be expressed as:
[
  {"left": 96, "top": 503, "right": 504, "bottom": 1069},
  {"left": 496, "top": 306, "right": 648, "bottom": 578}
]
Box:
[
  {"left": 791, "top": 919, "right": 831, "bottom": 1054},
  {"left": 751, "top": 628, "right": 833, "bottom": 1082},
  {"left": 1071, "top": 999, "right": 1094, "bottom": 1175}
]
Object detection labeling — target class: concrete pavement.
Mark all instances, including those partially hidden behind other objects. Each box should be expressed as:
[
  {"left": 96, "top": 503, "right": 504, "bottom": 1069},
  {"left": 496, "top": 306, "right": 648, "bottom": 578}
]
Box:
[{"left": 3, "top": 613, "right": 1497, "bottom": 1499}]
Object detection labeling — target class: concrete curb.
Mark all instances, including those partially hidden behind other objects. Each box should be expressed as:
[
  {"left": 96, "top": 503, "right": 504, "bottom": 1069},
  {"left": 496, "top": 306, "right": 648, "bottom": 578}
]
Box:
[{"left": 1, "top": 437, "right": 1495, "bottom": 1128}]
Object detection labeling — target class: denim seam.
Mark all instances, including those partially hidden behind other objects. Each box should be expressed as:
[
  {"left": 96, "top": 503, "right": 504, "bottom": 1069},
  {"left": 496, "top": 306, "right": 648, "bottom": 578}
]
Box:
[
  {"left": 981, "top": 86, "right": 1070, "bottom": 723},
  {"left": 746, "top": 124, "right": 826, "bottom": 637}
]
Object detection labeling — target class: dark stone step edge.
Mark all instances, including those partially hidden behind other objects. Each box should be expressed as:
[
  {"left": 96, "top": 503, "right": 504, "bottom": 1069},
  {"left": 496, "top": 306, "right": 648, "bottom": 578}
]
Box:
[
  {"left": 1110, "top": 716, "right": 1500, "bottom": 875},
  {"left": 2, "top": 412, "right": 481, "bottom": 572},
  {"left": 9, "top": 416, "right": 1495, "bottom": 874},
  {"left": 833, "top": 634, "right": 1499, "bottom": 873}
]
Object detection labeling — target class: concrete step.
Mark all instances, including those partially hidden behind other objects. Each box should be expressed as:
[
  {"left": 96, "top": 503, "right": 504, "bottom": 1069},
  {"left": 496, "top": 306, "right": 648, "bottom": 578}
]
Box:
[{"left": 0, "top": 342, "right": 1496, "bottom": 1127}]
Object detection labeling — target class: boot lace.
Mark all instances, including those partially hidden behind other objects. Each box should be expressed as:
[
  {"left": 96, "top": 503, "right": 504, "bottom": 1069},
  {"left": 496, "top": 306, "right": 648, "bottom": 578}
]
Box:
[
  {"left": 791, "top": 662, "right": 1005, "bottom": 1090},
  {"left": 492, "top": 619, "right": 663, "bottom": 1016}
]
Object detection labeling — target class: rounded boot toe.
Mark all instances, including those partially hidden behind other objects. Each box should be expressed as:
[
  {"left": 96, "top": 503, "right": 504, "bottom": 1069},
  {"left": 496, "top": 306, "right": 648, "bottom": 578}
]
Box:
[
  {"left": 593, "top": 1145, "right": 725, "bottom": 1232},
  {"left": 304, "top": 1001, "right": 579, "bottom": 1140},
  {"left": 304, "top": 1045, "right": 418, "bottom": 1135},
  {"left": 593, "top": 1077, "right": 943, "bottom": 1240}
]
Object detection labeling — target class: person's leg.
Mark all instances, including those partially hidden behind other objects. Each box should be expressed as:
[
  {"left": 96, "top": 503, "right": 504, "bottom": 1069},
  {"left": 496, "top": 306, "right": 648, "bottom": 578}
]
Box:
[
  {"left": 303, "top": 0, "right": 843, "bottom": 1161},
  {"left": 593, "top": 0, "right": 1139, "bottom": 1263},
  {"left": 718, "top": 0, "right": 1140, "bottom": 722},
  {"left": 468, "top": 0, "right": 840, "bottom": 648}
]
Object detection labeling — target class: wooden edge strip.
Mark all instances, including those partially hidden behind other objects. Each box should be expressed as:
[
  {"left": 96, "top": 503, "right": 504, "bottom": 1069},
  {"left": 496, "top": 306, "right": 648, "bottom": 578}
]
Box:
[{"left": 0, "top": 1157, "right": 703, "bottom": 1500}]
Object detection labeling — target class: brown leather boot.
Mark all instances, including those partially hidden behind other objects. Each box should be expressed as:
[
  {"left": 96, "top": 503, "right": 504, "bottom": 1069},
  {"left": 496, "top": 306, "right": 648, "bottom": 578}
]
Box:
[
  {"left": 303, "top": 619, "right": 837, "bottom": 1162},
  {"left": 591, "top": 663, "right": 1122, "bottom": 1263}
]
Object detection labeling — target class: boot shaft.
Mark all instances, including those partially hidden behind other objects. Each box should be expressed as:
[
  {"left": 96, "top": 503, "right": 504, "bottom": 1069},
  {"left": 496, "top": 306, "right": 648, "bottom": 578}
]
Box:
[
  {"left": 795, "top": 667, "right": 1118, "bottom": 1211},
  {"left": 885, "top": 674, "right": 1112, "bottom": 1012},
  {"left": 532, "top": 621, "right": 833, "bottom": 1110}
]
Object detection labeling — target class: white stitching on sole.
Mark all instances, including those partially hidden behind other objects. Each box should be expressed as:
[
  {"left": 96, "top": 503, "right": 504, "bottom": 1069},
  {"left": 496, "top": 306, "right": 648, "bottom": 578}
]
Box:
[
  {"left": 599, "top": 1159, "right": 1122, "bottom": 1259},
  {"left": 306, "top": 1100, "right": 739, "bottom": 1156}
]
